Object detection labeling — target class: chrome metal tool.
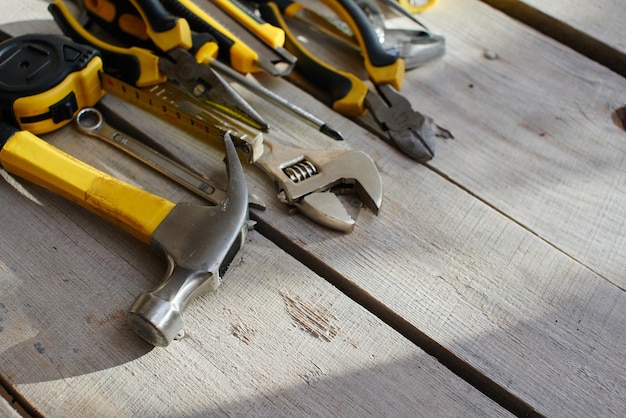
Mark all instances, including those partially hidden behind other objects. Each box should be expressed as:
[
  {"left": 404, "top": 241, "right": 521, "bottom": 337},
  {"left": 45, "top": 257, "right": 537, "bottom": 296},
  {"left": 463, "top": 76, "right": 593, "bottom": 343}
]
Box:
[
  {"left": 127, "top": 131, "right": 250, "bottom": 347},
  {"left": 0, "top": 121, "right": 250, "bottom": 347},
  {"left": 254, "top": 137, "right": 383, "bottom": 232},
  {"left": 75, "top": 106, "right": 266, "bottom": 208},
  {"left": 103, "top": 69, "right": 383, "bottom": 232}
]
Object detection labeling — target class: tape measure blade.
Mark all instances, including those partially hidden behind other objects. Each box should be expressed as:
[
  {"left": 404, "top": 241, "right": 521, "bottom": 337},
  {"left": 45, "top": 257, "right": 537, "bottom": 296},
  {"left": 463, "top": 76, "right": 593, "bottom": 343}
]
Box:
[{"left": 99, "top": 72, "right": 263, "bottom": 163}]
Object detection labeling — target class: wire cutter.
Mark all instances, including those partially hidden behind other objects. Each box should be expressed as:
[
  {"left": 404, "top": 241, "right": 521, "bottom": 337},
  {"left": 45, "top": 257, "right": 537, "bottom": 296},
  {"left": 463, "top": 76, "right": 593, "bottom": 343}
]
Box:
[
  {"left": 259, "top": 0, "right": 437, "bottom": 163},
  {"left": 55, "top": 0, "right": 269, "bottom": 131}
]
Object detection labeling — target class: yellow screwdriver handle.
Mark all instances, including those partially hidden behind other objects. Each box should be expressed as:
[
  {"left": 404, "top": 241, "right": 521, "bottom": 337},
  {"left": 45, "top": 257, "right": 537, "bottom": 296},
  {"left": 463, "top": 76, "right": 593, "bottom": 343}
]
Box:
[
  {"left": 0, "top": 123, "right": 176, "bottom": 244},
  {"left": 165, "top": 0, "right": 262, "bottom": 73},
  {"left": 211, "top": 0, "right": 286, "bottom": 48}
]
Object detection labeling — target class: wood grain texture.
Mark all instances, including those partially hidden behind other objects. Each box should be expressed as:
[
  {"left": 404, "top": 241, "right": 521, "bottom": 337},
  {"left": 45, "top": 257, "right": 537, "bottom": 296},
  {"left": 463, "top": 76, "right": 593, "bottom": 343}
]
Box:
[
  {"left": 1, "top": 0, "right": 625, "bottom": 417},
  {"left": 520, "top": 0, "right": 626, "bottom": 53},
  {"left": 420, "top": 0, "right": 626, "bottom": 287},
  {"left": 479, "top": 0, "right": 626, "bottom": 76},
  {"left": 220, "top": 1, "right": 626, "bottom": 415},
  {"left": 0, "top": 3, "right": 509, "bottom": 417},
  {"left": 0, "top": 165, "right": 508, "bottom": 417}
]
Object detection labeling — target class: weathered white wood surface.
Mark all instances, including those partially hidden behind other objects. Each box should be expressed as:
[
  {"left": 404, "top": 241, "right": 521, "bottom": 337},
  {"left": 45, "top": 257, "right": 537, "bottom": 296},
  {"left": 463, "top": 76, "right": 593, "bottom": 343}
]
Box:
[
  {"left": 0, "top": 177, "right": 506, "bottom": 416},
  {"left": 1, "top": 0, "right": 626, "bottom": 417},
  {"left": 0, "top": 2, "right": 509, "bottom": 417},
  {"left": 478, "top": 0, "right": 626, "bottom": 76},
  {"left": 240, "top": 1, "right": 626, "bottom": 416},
  {"left": 0, "top": 396, "right": 20, "bottom": 418},
  {"left": 491, "top": 0, "right": 626, "bottom": 55}
]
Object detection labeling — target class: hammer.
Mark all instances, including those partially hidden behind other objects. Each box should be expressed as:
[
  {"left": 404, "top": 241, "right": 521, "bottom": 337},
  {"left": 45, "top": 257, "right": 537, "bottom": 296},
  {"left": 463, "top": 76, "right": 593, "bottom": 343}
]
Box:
[{"left": 0, "top": 122, "right": 249, "bottom": 346}]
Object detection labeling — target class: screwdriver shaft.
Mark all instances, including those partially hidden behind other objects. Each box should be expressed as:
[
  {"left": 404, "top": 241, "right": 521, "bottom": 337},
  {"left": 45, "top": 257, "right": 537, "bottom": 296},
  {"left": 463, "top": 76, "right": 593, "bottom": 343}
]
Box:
[{"left": 209, "top": 58, "right": 344, "bottom": 141}]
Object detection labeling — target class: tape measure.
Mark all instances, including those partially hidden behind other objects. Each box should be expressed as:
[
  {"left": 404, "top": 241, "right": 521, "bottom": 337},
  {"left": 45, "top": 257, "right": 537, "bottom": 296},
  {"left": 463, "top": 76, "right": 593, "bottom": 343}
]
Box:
[
  {"left": 0, "top": 33, "right": 263, "bottom": 162},
  {"left": 0, "top": 34, "right": 105, "bottom": 134},
  {"left": 99, "top": 72, "right": 264, "bottom": 163}
]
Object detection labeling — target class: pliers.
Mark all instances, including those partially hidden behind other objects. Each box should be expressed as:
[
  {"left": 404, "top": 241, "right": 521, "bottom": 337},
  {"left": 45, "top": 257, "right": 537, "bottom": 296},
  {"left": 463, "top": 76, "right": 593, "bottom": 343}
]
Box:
[
  {"left": 53, "top": 0, "right": 269, "bottom": 131},
  {"left": 150, "top": 0, "right": 294, "bottom": 75},
  {"left": 259, "top": 0, "right": 437, "bottom": 162}
]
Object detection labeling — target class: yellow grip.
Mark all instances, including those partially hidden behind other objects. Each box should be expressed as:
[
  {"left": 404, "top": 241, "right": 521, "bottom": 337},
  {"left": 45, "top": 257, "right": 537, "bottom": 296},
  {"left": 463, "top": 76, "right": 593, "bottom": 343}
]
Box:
[
  {"left": 0, "top": 128, "right": 176, "bottom": 244},
  {"left": 13, "top": 56, "right": 104, "bottom": 135},
  {"left": 319, "top": 0, "right": 404, "bottom": 89},
  {"left": 398, "top": 0, "right": 438, "bottom": 13},
  {"left": 177, "top": 0, "right": 261, "bottom": 73},
  {"left": 212, "top": 0, "right": 285, "bottom": 48},
  {"left": 129, "top": 0, "right": 193, "bottom": 51}
]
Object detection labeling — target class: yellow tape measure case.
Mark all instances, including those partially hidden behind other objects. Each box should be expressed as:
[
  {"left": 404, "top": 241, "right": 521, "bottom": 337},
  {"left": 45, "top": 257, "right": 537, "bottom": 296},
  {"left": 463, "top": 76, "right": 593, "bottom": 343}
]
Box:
[{"left": 0, "top": 34, "right": 105, "bottom": 134}]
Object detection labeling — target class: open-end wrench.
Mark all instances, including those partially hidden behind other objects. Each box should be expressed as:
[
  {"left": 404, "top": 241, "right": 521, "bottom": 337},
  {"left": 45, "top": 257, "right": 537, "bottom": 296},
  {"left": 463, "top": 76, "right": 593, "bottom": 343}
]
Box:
[
  {"left": 103, "top": 71, "right": 384, "bottom": 232},
  {"left": 0, "top": 122, "right": 250, "bottom": 347},
  {"left": 74, "top": 106, "right": 266, "bottom": 209}
]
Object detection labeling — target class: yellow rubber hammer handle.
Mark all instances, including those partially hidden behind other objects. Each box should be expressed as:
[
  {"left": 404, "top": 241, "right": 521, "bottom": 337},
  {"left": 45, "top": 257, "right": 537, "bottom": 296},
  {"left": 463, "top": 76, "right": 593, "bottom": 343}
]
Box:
[{"left": 0, "top": 123, "right": 176, "bottom": 245}]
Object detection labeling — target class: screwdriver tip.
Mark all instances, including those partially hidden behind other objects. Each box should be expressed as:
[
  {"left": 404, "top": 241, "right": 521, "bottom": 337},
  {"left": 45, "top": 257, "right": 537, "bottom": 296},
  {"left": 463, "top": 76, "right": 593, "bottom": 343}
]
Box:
[{"left": 320, "top": 124, "right": 344, "bottom": 141}]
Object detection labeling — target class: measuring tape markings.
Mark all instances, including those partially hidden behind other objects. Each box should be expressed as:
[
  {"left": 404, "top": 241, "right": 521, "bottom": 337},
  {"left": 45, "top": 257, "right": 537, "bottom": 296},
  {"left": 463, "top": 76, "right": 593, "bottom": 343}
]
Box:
[{"left": 0, "top": 34, "right": 264, "bottom": 164}]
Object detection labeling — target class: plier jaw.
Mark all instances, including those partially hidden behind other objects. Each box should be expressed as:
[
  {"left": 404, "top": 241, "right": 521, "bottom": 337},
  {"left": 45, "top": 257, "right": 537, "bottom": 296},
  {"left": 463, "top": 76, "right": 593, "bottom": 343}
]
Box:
[{"left": 364, "top": 83, "right": 435, "bottom": 162}]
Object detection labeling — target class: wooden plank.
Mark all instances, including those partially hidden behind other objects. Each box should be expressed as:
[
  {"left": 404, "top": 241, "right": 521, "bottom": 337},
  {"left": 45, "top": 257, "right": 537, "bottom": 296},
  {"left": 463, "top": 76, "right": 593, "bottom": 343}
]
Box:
[
  {"left": 479, "top": 0, "right": 626, "bottom": 76},
  {"left": 178, "top": 1, "right": 626, "bottom": 416},
  {"left": 2, "top": 1, "right": 625, "bottom": 417},
  {"left": 418, "top": 0, "right": 626, "bottom": 288},
  {"left": 0, "top": 3, "right": 510, "bottom": 417},
  {"left": 0, "top": 396, "right": 21, "bottom": 418},
  {"left": 0, "top": 143, "right": 508, "bottom": 417}
]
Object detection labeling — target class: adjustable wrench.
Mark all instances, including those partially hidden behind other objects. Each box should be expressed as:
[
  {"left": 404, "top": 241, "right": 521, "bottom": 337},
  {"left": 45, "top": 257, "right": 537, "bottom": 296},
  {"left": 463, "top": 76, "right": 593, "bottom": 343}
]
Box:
[{"left": 254, "top": 138, "right": 383, "bottom": 232}]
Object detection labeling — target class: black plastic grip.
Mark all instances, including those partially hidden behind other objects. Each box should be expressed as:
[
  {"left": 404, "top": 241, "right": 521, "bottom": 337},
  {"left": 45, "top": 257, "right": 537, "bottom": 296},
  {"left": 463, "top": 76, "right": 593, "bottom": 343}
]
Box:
[
  {"left": 0, "top": 121, "right": 17, "bottom": 150},
  {"left": 132, "top": 0, "right": 180, "bottom": 32},
  {"left": 331, "top": 0, "right": 397, "bottom": 67},
  {"left": 260, "top": 2, "right": 366, "bottom": 115},
  {"left": 49, "top": 2, "right": 144, "bottom": 86},
  {"left": 159, "top": 0, "right": 235, "bottom": 65}
]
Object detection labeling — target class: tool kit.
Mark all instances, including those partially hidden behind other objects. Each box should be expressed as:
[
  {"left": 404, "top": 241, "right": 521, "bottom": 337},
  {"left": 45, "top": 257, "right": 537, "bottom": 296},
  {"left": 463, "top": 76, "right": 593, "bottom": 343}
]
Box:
[{"left": 0, "top": 0, "right": 444, "bottom": 346}]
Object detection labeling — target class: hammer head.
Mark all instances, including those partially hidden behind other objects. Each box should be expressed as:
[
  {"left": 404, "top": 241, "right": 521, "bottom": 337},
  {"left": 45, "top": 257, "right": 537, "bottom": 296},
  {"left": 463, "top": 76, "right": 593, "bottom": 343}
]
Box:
[{"left": 127, "top": 133, "right": 249, "bottom": 347}]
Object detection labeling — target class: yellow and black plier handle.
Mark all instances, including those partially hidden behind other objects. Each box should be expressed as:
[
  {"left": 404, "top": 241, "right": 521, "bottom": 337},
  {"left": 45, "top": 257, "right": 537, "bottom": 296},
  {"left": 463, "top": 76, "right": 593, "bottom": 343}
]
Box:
[
  {"left": 158, "top": 0, "right": 277, "bottom": 74},
  {"left": 319, "top": 0, "right": 404, "bottom": 89},
  {"left": 271, "top": 0, "right": 404, "bottom": 89},
  {"left": 84, "top": 0, "right": 192, "bottom": 51},
  {"left": 82, "top": 0, "right": 219, "bottom": 63},
  {"left": 260, "top": 1, "right": 436, "bottom": 162},
  {"left": 50, "top": 0, "right": 166, "bottom": 87},
  {"left": 86, "top": 0, "right": 278, "bottom": 74},
  {"left": 260, "top": 0, "right": 369, "bottom": 116},
  {"left": 51, "top": 0, "right": 268, "bottom": 130}
]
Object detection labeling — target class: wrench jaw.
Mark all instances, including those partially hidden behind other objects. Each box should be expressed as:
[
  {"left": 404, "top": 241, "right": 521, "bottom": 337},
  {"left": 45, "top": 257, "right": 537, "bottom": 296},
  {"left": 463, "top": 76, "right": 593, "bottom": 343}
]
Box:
[
  {"left": 256, "top": 140, "right": 383, "bottom": 232},
  {"left": 127, "top": 133, "right": 249, "bottom": 347}
]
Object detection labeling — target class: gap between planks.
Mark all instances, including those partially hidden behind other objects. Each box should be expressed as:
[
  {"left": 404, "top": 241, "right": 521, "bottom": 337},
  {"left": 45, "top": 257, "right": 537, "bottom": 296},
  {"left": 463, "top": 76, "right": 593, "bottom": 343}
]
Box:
[
  {"left": 478, "top": 0, "right": 626, "bottom": 78},
  {"left": 251, "top": 215, "right": 542, "bottom": 417},
  {"left": 424, "top": 164, "right": 625, "bottom": 292}
]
